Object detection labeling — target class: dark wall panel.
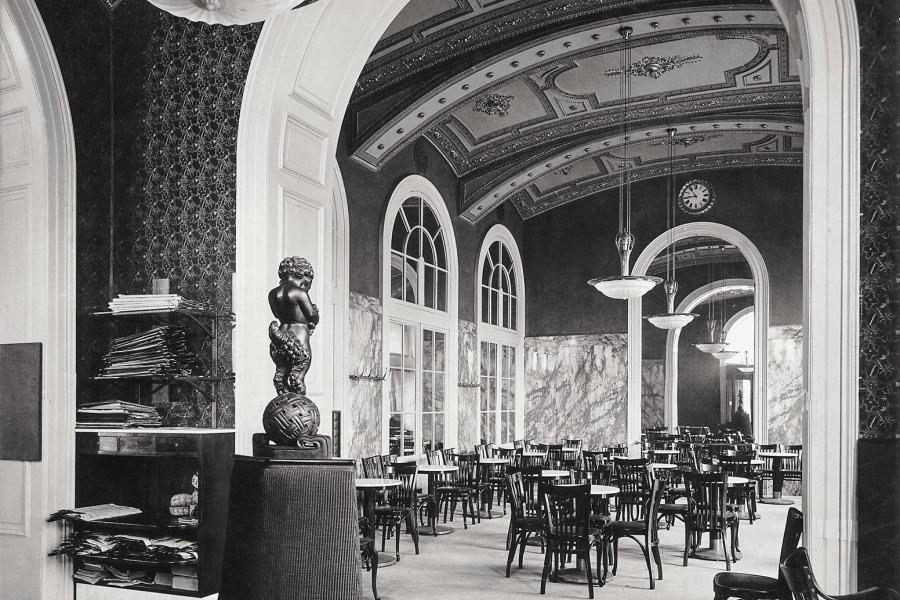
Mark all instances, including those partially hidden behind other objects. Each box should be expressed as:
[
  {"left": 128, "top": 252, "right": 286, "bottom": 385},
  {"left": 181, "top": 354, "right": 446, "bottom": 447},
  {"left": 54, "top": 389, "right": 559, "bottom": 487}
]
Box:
[{"left": 523, "top": 167, "right": 803, "bottom": 337}]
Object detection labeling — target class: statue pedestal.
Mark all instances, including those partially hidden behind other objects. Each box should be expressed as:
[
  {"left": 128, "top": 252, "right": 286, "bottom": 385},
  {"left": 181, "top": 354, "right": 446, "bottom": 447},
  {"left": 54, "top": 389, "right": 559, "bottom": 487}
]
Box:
[{"left": 252, "top": 432, "right": 332, "bottom": 459}]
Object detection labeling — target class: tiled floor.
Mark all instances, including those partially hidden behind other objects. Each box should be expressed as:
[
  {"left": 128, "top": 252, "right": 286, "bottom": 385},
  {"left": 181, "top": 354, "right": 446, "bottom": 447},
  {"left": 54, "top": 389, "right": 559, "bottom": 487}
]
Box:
[{"left": 363, "top": 497, "right": 798, "bottom": 599}]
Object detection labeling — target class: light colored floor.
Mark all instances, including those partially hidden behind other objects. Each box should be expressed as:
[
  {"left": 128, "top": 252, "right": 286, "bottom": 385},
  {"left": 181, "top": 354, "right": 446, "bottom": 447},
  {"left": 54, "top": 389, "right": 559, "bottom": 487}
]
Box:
[{"left": 363, "top": 497, "right": 798, "bottom": 600}]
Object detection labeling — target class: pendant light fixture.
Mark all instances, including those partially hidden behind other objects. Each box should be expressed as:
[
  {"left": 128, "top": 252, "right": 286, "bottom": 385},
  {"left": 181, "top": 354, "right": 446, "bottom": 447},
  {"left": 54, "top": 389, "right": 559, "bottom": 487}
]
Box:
[
  {"left": 588, "top": 26, "right": 661, "bottom": 300},
  {"left": 646, "top": 128, "right": 697, "bottom": 330},
  {"left": 694, "top": 256, "right": 726, "bottom": 353},
  {"left": 710, "top": 246, "right": 738, "bottom": 361},
  {"left": 736, "top": 350, "right": 755, "bottom": 373}
]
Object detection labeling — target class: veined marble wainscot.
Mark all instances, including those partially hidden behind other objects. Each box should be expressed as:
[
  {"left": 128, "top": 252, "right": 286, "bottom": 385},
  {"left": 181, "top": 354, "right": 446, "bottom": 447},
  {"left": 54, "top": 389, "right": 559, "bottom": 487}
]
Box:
[
  {"left": 348, "top": 292, "right": 383, "bottom": 458},
  {"left": 525, "top": 334, "right": 627, "bottom": 447}
]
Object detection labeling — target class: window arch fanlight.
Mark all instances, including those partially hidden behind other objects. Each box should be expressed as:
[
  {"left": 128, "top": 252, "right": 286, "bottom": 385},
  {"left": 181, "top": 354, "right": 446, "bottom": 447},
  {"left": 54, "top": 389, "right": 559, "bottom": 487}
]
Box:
[
  {"left": 381, "top": 175, "right": 459, "bottom": 458},
  {"left": 476, "top": 225, "right": 525, "bottom": 446}
]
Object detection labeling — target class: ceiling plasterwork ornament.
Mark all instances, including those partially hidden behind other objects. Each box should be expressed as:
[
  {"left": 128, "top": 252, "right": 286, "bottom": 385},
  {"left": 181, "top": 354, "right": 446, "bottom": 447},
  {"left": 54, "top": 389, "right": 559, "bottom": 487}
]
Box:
[
  {"left": 96, "top": 0, "right": 130, "bottom": 14},
  {"left": 473, "top": 93, "right": 515, "bottom": 118},
  {"left": 649, "top": 133, "right": 725, "bottom": 147},
  {"left": 553, "top": 165, "right": 574, "bottom": 176},
  {"left": 145, "top": 0, "right": 309, "bottom": 25},
  {"left": 605, "top": 54, "right": 703, "bottom": 79}
]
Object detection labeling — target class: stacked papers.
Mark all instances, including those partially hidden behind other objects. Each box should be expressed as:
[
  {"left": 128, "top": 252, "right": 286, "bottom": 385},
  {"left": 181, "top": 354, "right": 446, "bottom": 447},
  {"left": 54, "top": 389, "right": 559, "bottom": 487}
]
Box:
[
  {"left": 74, "top": 561, "right": 106, "bottom": 584},
  {"left": 73, "top": 504, "right": 142, "bottom": 522},
  {"left": 97, "top": 325, "right": 201, "bottom": 378},
  {"left": 77, "top": 401, "right": 161, "bottom": 428},
  {"left": 107, "top": 294, "right": 212, "bottom": 314}
]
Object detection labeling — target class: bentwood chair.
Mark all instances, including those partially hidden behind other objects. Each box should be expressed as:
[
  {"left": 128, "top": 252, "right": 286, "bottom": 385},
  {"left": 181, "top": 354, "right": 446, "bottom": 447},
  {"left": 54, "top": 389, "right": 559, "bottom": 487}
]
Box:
[
  {"left": 504, "top": 471, "right": 544, "bottom": 577},
  {"left": 780, "top": 444, "right": 803, "bottom": 487},
  {"left": 375, "top": 462, "right": 420, "bottom": 561},
  {"left": 440, "top": 454, "right": 483, "bottom": 528},
  {"left": 612, "top": 457, "right": 650, "bottom": 521},
  {"left": 781, "top": 547, "right": 900, "bottom": 600},
  {"left": 358, "top": 517, "right": 382, "bottom": 600},
  {"left": 755, "top": 443, "right": 778, "bottom": 497},
  {"left": 684, "top": 471, "right": 739, "bottom": 571},
  {"left": 604, "top": 479, "right": 664, "bottom": 589},
  {"left": 362, "top": 455, "right": 384, "bottom": 478},
  {"left": 541, "top": 483, "right": 604, "bottom": 598},
  {"left": 713, "top": 507, "right": 803, "bottom": 600},
  {"left": 719, "top": 454, "right": 758, "bottom": 524}
]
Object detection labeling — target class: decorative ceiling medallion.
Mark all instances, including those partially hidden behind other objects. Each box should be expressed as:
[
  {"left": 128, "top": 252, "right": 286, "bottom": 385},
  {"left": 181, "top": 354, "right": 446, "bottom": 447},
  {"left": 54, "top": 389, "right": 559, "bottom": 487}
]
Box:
[
  {"left": 96, "top": 0, "right": 130, "bottom": 14},
  {"left": 553, "top": 165, "right": 574, "bottom": 176},
  {"left": 605, "top": 54, "right": 703, "bottom": 79},
  {"left": 473, "top": 93, "right": 514, "bottom": 118},
  {"left": 145, "top": 0, "right": 301, "bottom": 25},
  {"left": 649, "top": 133, "right": 725, "bottom": 147}
]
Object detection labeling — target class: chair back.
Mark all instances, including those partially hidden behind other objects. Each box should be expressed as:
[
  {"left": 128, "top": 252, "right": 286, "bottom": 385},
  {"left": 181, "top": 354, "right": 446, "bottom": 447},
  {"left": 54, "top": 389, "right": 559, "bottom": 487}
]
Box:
[
  {"left": 386, "top": 462, "right": 418, "bottom": 508},
  {"left": 613, "top": 457, "right": 649, "bottom": 520},
  {"left": 547, "top": 444, "right": 572, "bottom": 469},
  {"left": 781, "top": 444, "right": 803, "bottom": 470},
  {"left": 513, "top": 439, "right": 525, "bottom": 450},
  {"left": 520, "top": 465, "right": 544, "bottom": 519},
  {"left": 684, "top": 471, "right": 729, "bottom": 534},
  {"left": 455, "top": 453, "right": 479, "bottom": 487},
  {"left": 607, "top": 444, "right": 628, "bottom": 457},
  {"left": 542, "top": 483, "right": 592, "bottom": 547},
  {"left": 779, "top": 547, "right": 821, "bottom": 600},
  {"left": 442, "top": 447, "right": 457, "bottom": 465},
  {"left": 563, "top": 439, "right": 583, "bottom": 460},
  {"left": 775, "top": 507, "right": 804, "bottom": 585},
  {"left": 505, "top": 471, "right": 526, "bottom": 520},
  {"left": 475, "top": 444, "right": 488, "bottom": 459},
  {"left": 643, "top": 479, "right": 663, "bottom": 544},
  {"left": 718, "top": 454, "right": 753, "bottom": 478},
  {"left": 426, "top": 449, "right": 445, "bottom": 465},
  {"left": 521, "top": 453, "right": 544, "bottom": 469},
  {"left": 362, "top": 455, "right": 384, "bottom": 478}
]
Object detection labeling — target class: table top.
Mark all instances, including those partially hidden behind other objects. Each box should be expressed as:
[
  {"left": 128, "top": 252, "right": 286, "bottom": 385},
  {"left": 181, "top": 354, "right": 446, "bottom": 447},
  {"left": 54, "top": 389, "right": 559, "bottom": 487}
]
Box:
[
  {"left": 479, "top": 457, "right": 509, "bottom": 464},
  {"left": 728, "top": 476, "right": 750, "bottom": 486},
  {"left": 498, "top": 443, "right": 516, "bottom": 450},
  {"left": 418, "top": 464, "right": 458, "bottom": 473},
  {"left": 523, "top": 451, "right": 545, "bottom": 457},
  {"left": 541, "top": 469, "right": 570, "bottom": 478},
  {"left": 649, "top": 462, "right": 678, "bottom": 470},
  {"left": 757, "top": 452, "right": 798, "bottom": 458},
  {"left": 649, "top": 449, "right": 679, "bottom": 455},
  {"left": 356, "top": 478, "right": 401, "bottom": 489},
  {"left": 590, "top": 485, "right": 619, "bottom": 497}
]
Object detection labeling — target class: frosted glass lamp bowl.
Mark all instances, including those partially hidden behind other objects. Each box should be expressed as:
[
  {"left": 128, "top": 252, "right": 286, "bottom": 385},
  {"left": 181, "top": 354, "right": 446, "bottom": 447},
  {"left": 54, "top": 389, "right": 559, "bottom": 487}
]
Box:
[
  {"left": 588, "top": 275, "right": 662, "bottom": 300},
  {"left": 694, "top": 342, "right": 727, "bottom": 354},
  {"left": 645, "top": 312, "right": 698, "bottom": 330},
  {"left": 711, "top": 350, "right": 740, "bottom": 361}
]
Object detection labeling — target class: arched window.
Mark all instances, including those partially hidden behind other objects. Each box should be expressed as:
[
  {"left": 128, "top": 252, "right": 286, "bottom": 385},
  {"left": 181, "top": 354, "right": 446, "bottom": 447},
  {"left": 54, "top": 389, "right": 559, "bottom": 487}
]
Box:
[
  {"left": 390, "top": 197, "right": 448, "bottom": 311},
  {"left": 477, "top": 227, "right": 525, "bottom": 445},
  {"left": 382, "top": 177, "right": 458, "bottom": 457}
]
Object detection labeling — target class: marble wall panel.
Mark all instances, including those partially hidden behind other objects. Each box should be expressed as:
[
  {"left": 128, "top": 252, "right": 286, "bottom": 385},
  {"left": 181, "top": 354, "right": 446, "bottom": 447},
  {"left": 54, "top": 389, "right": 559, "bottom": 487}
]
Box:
[
  {"left": 457, "top": 320, "right": 479, "bottom": 451},
  {"left": 525, "top": 334, "right": 627, "bottom": 447},
  {"left": 767, "top": 325, "right": 803, "bottom": 445},
  {"left": 642, "top": 359, "right": 665, "bottom": 430},
  {"left": 347, "top": 292, "right": 383, "bottom": 458}
]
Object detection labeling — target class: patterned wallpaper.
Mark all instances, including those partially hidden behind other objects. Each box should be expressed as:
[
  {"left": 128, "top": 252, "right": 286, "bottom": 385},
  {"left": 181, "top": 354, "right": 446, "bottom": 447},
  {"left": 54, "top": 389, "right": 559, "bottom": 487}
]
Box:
[
  {"left": 118, "top": 13, "right": 261, "bottom": 427},
  {"left": 857, "top": 1, "right": 899, "bottom": 440}
]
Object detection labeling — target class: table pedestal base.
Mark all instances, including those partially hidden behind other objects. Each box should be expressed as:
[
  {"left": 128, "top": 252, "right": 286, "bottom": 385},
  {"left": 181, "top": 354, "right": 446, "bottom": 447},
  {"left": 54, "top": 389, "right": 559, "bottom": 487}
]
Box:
[
  {"left": 417, "top": 524, "right": 453, "bottom": 536},
  {"left": 759, "top": 493, "right": 794, "bottom": 505},
  {"left": 376, "top": 553, "right": 399, "bottom": 567},
  {"left": 554, "top": 566, "right": 605, "bottom": 586},
  {"left": 691, "top": 538, "right": 741, "bottom": 562}
]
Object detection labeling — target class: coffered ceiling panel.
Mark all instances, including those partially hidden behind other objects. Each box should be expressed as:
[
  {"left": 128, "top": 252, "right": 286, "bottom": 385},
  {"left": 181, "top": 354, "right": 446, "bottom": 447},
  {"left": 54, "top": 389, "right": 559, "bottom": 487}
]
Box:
[{"left": 346, "top": 1, "right": 801, "bottom": 222}]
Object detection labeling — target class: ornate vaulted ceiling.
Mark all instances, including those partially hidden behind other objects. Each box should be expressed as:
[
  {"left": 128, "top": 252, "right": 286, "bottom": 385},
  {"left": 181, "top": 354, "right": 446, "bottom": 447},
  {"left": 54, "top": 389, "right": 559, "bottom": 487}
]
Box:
[{"left": 347, "top": 0, "right": 802, "bottom": 222}]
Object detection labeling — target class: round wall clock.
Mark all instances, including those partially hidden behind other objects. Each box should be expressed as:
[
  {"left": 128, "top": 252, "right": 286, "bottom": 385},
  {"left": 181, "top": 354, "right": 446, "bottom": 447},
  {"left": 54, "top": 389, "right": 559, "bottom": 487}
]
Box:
[{"left": 677, "top": 179, "right": 716, "bottom": 215}]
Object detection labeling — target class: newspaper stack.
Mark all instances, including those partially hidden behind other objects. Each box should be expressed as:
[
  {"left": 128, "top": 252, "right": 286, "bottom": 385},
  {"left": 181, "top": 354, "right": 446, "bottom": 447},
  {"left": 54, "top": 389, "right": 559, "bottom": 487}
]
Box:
[
  {"left": 77, "top": 401, "right": 162, "bottom": 428},
  {"left": 107, "top": 294, "right": 211, "bottom": 314},
  {"left": 97, "top": 326, "right": 202, "bottom": 378}
]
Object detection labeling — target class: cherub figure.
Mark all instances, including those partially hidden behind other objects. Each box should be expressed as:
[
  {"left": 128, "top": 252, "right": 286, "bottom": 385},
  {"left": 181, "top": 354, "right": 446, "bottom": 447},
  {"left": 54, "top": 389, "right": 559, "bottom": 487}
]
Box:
[{"left": 268, "top": 257, "right": 319, "bottom": 395}]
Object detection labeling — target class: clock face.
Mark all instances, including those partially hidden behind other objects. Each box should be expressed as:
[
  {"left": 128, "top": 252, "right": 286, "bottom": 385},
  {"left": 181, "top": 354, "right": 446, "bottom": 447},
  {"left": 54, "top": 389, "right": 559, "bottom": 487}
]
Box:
[{"left": 678, "top": 179, "right": 715, "bottom": 215}]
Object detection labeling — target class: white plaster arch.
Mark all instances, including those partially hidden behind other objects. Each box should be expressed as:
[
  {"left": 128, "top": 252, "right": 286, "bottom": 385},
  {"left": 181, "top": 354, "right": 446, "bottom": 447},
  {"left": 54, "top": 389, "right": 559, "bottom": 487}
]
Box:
[
  {"left": 0, "top": 1, "right": 76, "bottom": 597},
  {"left": 380, "top": 175, "right": 459, "bottom": 454},
  {"left": 630, "top": 223, "right": 770, "bottom": 448},
  {"left": 476, "top": 224, "right": 526, "bottom": 443},
  {"left": 663, "top": 278, "right": 754, "bottom": 428},
  {"left": 234, "top": 0, "right": 859, "bottom": 590}
]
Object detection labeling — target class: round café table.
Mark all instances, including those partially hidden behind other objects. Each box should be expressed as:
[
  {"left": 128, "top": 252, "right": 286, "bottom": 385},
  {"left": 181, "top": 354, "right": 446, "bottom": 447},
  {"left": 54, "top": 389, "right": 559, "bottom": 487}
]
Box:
[
  {"left": 757, "top": 452, "right": 797, "bottom": 505},
  {"left": 356, "top": 477, "right": 402, "bottom": 566},
  {"left": 477, "top": 457, "right": 509, "bottom": 519},
  {"left": 417, "top": 464, "right": 458, "bottom": 535},
  {"left": 690, "top": 475, "right": 751, "bottom": 562},
  {"left": 541, "top": 469, "right": 570, "bottom": 479}
]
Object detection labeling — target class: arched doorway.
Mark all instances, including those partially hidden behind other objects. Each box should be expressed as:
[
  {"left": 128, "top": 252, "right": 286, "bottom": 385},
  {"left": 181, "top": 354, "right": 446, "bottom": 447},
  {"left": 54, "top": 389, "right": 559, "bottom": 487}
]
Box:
[{"left": 235, "top": 0, "right": 860, "bottom": 590}]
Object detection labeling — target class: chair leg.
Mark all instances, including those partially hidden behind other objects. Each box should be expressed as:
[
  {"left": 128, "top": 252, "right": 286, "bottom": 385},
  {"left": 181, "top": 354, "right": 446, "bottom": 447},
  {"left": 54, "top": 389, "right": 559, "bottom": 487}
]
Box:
[
  {"left": 394, "top": 522, "right": 401, "bottom": 562},
  {"left": 407, "top": 513, "right": 420, "bottom": 554},
  {"left": 611, "top": 537, "right": 619, "bottom": 575},
  {"left": 518, "top": 532, "right": 528, "bottom": 568},
  {"left": 651, "top": 539, "right": 663, "bottom": 580},
  {"left": 506, "top": 532, "right": 519, "bottom": 577},
  {"left": 540, "top": 542, "right": 553, "bottom": 595},
  {"left": 584, "top": 550, "right": 595, "bottom": 599},
  {"left": 722, "top": 528, "right": 731, "bottom": 572},
  {"left": 683, "top": 523, "right": 691, "bottom": 566},
  {"left": 370, "top": 548, "right": 381, "bottom": 600},
  {"left": 381, "top": 520, "right": 387, "bottom": 552}
]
